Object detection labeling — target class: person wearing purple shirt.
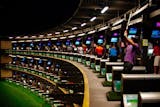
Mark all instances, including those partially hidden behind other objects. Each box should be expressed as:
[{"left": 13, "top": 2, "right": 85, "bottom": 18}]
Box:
[{"left": 123, "top": 30, "right": 139, "bottom": 73}]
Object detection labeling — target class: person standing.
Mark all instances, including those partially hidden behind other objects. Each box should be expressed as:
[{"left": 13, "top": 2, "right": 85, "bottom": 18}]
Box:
[
  {"left": 153, "top": 40, "right": 160, "bottom": 74},
  {"left": 95, "top": 44, "right": 105, "bottom": 58},
  {"left": 123, "top": 30, "right": 140, "bottom": 73},
  {"left": 109, "top": 43, "right": 118, "bottom": 62}
]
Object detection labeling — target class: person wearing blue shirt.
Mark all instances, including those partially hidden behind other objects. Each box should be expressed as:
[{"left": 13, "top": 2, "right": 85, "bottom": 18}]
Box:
[{"left": 109, "top": 43, "right": 118, "bottom": 62}]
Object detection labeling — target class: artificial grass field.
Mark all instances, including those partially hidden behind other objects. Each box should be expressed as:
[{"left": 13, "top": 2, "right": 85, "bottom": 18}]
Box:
[{"left": 0, "top": 80, "right": 51, "bottom": 107}]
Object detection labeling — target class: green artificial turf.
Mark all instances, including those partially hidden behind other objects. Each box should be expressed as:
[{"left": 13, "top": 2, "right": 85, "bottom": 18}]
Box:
[
  {"left": 0, "top": 80, "right": 51, "bottom": 107},
  {"left": 106, "top": 91, "right": 122, "bottom": 101},
  {"left": 102, "top": 81, "right": 112, "bottom": 87}
]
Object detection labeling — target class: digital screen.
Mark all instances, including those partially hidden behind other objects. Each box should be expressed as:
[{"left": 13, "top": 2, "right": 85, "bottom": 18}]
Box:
[
  {"left": 129, "top": 28, "right": 137, "bottom": 34},
  {"left": 66, "top": 40, "right": 70, "bottom": 46},
  {"left": 123, "top": 94, "right": 138, "bottom": 107},
  {"left": 156, "top": 22, "right": 160, "bottom": 27},
  {"left": 97, "top": 39, "right": 103, "bottom": 44},
  {"left": 30, "top": 59, "right": 34, "bottom": 63},
  {"left": 13, "top": 57, "right": 18, "bottom": 61},
  {"left": 13, "top": 43, "right": 17, "bottom": 47},
  {"left": 30, "top": 42, "right": 34, "bottom": 47},
  {"left": 86, "top": 40, "right": 91, "bottom": 45},
  {"left": 29, "top": 76, "right": 33, "bottom": 79},
  {"left": 111, "top": 37, "right": 118, "bottom": 42},
  {"left": 38, "top": 59, "right": 43, "bottom": 64},
  {"left": 99, "top": 35, "right": 104, "bottom": 38},
  {"left": 22, "top": 74, "right": 26, "bottom": 77},
  {"left": 77, "top": 38, "right": 81, "bottom": 40},
  {"left": 128, "top": 35, "right": 135, "bottom": 39},
  {"left": 47, "top": 61, "right": 52, "bottom": 66},
  {"left": 21, "top": 58, "right": 26, "bottom": 62},
  {"left": 38, "top": 42, "right": 42, "bottom": 47},
  {"left": 87, "top": 37, "right": 91, "bottom": 40},
  {"left": 56, "top": 42, "right": 61, "bottom": 46},
  {"left": 148, "top": 49, "right": 153, "bottom": 55},
  {"left": 107, "top": 73, "right": 112, "bottom": 82},
  {"left": 114, "top": 80, "right": 121, "bottom": 92},
  {"left": 47, "top": 41, "right": 52, "bottom": 46},
  {"left": 151, "top": 30, "right": 160, "bottom": 38},
  {"left": 86, "top": 36, "right": 92, "bottom": 45},
  {"left": 56, "top": 64, "right": 60, "bottom": 68},
  {"left": 13, "top": 43, "right": 18, "bottom": 50},
  {"left": 113, "top": 32, "right": 118, "bottom": 36},
  {"left": 43, "top": 43, "right": 46, "bottom": 47},
  {"left": 22, "top": 43, "right": 26, "bottom": 47},
  {"left": 21, "top": 44, "right": 25, "bottom": 50},
  {"left": 75, "top": 41, "right": 80, "bottom": 45}
]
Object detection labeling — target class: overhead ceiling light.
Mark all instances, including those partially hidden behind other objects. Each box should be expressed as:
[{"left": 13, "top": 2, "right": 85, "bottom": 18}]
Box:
[
  {"left": 60, "top": 36, "right": 66, "bottom": 39},
  {"left": 27, "top": 57, "right": 32, "bottom": 59},
  {"left": 39, "top": 35, "right": 44, "bottom": 37},
  {"left": 16, "top": 36, "right": 20, "bottom": 39},
  {"left": 68, "top": 35, "right": 75, "bottom": 38},
  {"left": 9, "top": 55, "right": 16, "bottom": 57},
  {"left": 23, "top": 36, "right": 28, "bottom": 38},
  {"left": 17, "top": 55, "right": 24, "bottom": 58},
  {"left": 77, "top": 33, "right": 85, "bottom": 37},
  {"left": 34, "top": 39, "right": 41, "bottom": 42},
  {"left": 34, "top": 58, "right": 40, "bottom": 60},
  {"left": 72, "top": 27, "right": 77, "bottom": 30},
  {"left": 88, "top": 30, "right": 96, "bottom": 34},
  {"left": 11, "top": 41, "right": 17, "bottom": 43},
  {"left": 81, "top": 23, "right": 86, "bottom": 27},
  {"left": 63, "top": 30, "right": 69, "bottom": 33},
  {"left": 9, "top": 37, "right": 13, "bottom": 39},
  {"left": 42, "top": 39, "right": 49, "bottom": 41},
  {"left": 90, "top": 17, "right": 96, "bottom": 22},
  {"left": 26, "top": 40, "right": 32, "bottom": 42},
  {"left": 98, "top": 26, "right": 109, "bottom": 31},
  {"left": 112, "top": 19, "right": 124, "bottom": 26},
  {"left": 31, "top": 36, "right": 36, "bottom": 38},
  {"left": 55, "top": 32, "right": 60, "bottom": 35},
  {"left": 18, "top": 40, "right": 25, "bottom": 43},
  {"left": 101, "top": 6, "right": 109, "bottom": 14},
  {"left": 51, "top": 38, "right": 58, "bottom": 40},
  {"left": 47, "top": 33, "right": 52, "bottom": 36}
]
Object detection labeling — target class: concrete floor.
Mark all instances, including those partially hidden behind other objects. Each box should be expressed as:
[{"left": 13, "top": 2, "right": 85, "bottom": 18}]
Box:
[{"left": 71, "top": 61, "right": 121, "bottom": 107}]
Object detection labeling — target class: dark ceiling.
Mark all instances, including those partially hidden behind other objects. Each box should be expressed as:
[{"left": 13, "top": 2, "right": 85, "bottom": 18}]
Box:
[
  {"left": 0, "top": 0, "right": 80, "bottom": 38},
  {"left": 0, "top": 0, "right": 154, "bottom": 39}
]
